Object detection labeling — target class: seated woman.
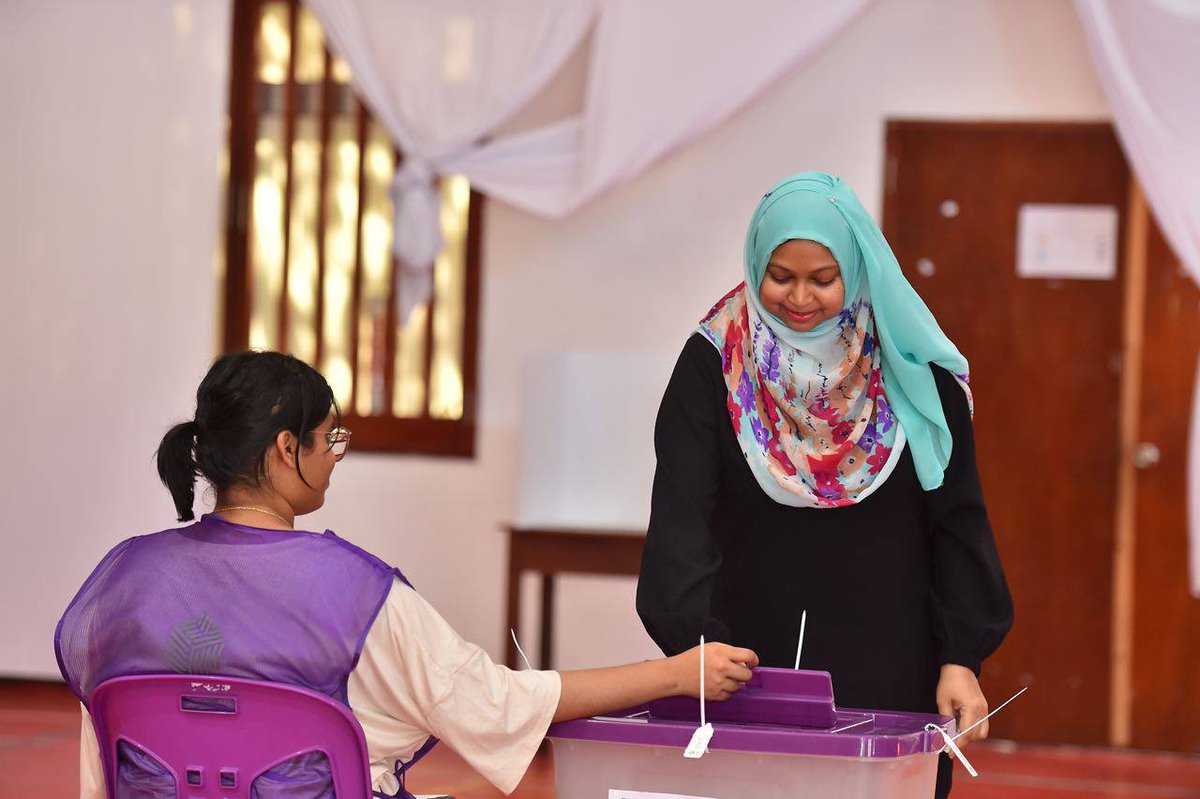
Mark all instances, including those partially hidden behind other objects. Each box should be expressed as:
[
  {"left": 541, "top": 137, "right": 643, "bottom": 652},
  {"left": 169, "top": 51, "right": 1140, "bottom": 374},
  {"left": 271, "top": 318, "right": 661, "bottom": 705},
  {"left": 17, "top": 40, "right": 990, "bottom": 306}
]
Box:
[{"left": 57, "top": 351, "right": 757, "bottom": 798}]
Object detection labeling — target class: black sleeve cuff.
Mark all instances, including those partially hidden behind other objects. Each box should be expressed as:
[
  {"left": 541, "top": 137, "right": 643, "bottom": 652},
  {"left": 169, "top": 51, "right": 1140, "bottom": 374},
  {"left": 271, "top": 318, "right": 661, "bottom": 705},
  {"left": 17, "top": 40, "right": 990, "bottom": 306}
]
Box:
[{"left": 937, "top": 651, "right": 982, "bottom": 677}]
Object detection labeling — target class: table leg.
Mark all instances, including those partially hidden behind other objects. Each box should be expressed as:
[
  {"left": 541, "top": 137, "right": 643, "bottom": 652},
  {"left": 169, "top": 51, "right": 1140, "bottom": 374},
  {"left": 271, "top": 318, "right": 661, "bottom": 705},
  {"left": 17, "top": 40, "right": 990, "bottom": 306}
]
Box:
[
  {"left": 540, "top": 573, "right": 555, "bottom": 670},
  {"left": 505, "top": 554, "right": 520, "bottom": 670}
]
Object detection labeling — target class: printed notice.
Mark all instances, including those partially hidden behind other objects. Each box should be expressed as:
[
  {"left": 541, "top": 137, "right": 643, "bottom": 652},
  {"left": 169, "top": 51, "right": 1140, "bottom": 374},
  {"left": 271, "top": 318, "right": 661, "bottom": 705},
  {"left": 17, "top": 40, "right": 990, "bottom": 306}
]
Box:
[
  {"left": 1016, "top": 204, "right": 1119, "bottom": 280},
  {"left": 610, "top": 792, "right": 718, "bottom": 799}
]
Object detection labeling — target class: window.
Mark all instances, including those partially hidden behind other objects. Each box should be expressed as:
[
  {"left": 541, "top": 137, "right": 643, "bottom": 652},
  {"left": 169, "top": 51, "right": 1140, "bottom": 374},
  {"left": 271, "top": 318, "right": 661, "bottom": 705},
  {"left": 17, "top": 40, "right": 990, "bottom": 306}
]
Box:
[{"left": 222, "top": 0, "right": 482, "bottom": 456}]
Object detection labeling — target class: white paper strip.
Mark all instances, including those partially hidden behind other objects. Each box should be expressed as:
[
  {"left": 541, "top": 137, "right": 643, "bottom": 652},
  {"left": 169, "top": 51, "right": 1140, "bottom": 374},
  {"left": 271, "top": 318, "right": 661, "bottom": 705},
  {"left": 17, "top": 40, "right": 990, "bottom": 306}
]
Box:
[{"left": 610, "top": 792, "right": 718, "bottom": 799}]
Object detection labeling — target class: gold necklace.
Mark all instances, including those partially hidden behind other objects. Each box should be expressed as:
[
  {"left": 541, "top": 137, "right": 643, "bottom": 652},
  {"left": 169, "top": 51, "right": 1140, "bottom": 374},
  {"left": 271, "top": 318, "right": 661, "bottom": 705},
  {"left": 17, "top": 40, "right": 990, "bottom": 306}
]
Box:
[{"left": 213, "top": 505, "right": 293, "bottom": 528}]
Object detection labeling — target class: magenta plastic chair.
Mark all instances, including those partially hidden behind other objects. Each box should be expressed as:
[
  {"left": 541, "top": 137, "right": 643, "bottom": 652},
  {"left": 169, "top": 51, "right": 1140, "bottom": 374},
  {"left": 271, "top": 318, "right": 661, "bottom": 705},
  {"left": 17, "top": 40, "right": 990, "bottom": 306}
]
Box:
[{"left": 89, "top": 674, "right": 374, "bottom": 798}]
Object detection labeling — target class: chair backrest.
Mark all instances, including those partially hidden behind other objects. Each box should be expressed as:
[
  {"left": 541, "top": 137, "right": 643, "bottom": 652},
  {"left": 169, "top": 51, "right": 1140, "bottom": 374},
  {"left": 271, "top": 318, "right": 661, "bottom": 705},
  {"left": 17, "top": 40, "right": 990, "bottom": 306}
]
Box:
[{"left": 89, "top": 674, "right": 373, "bottom": 798}]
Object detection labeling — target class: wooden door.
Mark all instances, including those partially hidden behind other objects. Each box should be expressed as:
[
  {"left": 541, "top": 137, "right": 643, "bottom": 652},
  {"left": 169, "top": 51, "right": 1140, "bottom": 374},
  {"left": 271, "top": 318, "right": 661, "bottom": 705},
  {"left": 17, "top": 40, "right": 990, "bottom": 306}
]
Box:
[
  {"left": 883, "top": 122, "right": 1130, "bottom": 745},
  {"left": 1131, "top": 213, "right": 1200, "bottom": 751}
]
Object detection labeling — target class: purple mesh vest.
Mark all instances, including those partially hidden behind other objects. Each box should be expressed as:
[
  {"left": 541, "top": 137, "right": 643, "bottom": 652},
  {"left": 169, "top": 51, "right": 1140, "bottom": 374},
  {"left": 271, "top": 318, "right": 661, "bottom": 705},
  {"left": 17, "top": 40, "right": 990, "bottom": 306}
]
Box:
[{"left": 55, "top": 514, "right": 429, "bottom": 798}]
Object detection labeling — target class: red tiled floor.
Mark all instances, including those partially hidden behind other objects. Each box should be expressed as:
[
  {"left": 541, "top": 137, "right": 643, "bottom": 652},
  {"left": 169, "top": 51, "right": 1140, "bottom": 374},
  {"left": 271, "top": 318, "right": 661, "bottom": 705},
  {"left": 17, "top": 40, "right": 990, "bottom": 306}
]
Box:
[
  {"left": 957, "top": 744, "right": 1200, "bottom": 798},
  {"left": 2, "top": 680, "right": 1197, "bottom": 798}
]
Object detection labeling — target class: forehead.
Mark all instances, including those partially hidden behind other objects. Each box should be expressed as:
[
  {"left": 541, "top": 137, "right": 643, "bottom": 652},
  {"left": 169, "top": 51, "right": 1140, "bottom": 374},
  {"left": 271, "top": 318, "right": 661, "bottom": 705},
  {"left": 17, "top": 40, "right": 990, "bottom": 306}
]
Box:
[{"left": 768, "top": 239, "right": 839, "bottom": 271}]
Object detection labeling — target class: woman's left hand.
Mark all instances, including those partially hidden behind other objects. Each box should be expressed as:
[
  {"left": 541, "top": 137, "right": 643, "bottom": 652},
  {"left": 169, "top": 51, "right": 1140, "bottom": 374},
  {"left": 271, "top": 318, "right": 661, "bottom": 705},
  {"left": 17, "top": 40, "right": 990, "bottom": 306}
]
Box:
[{"left": 936, "top": 664, "right": 989, "bottom": 747}]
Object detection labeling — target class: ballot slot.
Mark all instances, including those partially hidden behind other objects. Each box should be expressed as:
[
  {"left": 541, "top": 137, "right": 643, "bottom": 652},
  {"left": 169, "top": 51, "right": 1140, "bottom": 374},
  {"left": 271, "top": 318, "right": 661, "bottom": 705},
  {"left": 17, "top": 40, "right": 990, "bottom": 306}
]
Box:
[{"left": 647, "top": 667, "right": 838, "bottom": 730}]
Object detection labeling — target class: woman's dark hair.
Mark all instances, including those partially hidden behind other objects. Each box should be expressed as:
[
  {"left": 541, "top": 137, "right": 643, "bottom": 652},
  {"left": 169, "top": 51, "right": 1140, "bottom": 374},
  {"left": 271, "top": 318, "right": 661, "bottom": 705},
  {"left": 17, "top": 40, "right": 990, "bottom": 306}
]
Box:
[{"left": 156, "top": 351, "right": 340, "bottom": 522}]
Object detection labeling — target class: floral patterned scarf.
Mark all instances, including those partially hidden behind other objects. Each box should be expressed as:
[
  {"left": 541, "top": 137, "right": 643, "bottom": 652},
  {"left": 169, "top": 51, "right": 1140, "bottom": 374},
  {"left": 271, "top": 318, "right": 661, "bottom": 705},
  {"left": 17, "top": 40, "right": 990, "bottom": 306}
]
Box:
[{"left": 698, "top": 172, "right": 970, "bottom": 508}]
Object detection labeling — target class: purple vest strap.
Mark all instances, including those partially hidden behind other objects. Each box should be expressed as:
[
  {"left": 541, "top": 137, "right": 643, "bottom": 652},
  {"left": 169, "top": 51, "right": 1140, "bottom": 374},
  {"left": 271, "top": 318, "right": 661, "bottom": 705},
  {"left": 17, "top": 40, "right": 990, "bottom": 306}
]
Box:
[{"left": 374, "top": 735, "right": 440, "bottom": 799}]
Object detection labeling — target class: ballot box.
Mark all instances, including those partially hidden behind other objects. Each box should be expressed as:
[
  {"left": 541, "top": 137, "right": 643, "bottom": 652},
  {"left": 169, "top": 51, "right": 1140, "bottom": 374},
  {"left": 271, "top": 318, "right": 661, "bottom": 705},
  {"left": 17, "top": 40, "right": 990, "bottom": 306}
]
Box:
[{"left": 547, "top": 668, "right": 955, "bottom": 799}]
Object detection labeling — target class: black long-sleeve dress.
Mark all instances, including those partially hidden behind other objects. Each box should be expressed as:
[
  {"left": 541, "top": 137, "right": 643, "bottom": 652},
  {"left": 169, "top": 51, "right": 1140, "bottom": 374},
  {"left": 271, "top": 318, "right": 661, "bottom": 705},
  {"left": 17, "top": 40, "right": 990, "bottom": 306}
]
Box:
[{"left": 636, "top": 334, "right": 1013, "bottom": 794}]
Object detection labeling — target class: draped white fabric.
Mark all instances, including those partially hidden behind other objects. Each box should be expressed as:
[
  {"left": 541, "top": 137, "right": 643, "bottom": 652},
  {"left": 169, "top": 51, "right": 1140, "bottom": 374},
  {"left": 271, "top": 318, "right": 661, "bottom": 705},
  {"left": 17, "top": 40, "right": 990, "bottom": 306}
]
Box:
[
  {"left": 304, "top": 0, "right": 873, "bottom": 320},
  {"left": 304, "top": 0, "right": 595, "bottom": 320},
  {"left": 1075, "top": 0, "right": 1200, "bottom": 595},
  {"left": 471, "top": 0, "right": 877, "bottom": 217}
]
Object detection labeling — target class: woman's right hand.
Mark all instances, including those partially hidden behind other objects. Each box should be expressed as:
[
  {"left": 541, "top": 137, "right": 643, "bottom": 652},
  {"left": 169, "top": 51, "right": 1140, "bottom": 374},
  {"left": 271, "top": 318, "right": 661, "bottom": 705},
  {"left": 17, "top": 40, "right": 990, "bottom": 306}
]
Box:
[
  {"left": 671, "top": 642, "right": 758, "bottom": 700},
  {"left": 552, "top": 642, "right": 759, "bottom": 723}
]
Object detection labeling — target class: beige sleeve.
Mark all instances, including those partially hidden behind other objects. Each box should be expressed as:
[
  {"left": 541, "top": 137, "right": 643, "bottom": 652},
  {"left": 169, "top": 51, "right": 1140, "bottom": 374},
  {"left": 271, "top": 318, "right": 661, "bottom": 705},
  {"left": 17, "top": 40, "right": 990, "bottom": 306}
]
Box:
[
  {"left": 348, "top": 578, "right": 561, "bottom": 795},
  {"left": 79, "top": 705, "right": 105, "bottom": 799}
]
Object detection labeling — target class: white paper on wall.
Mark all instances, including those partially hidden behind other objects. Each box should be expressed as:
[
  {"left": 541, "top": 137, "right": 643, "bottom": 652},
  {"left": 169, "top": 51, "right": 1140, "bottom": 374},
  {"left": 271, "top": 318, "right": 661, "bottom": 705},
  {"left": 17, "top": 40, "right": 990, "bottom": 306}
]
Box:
[{"left": 1016, "top": 204, "right": 1119, "bottom": 280}]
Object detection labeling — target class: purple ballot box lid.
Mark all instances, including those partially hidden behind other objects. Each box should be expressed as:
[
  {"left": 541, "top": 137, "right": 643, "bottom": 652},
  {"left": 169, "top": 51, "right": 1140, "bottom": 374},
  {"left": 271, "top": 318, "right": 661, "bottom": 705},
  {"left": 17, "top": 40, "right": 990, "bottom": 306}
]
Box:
[
  {"left": 548, "top": 668, "right": 955, "bottom": 759},
  {"left": 648, "top": 668, "right": 837, "bottom": 729}
]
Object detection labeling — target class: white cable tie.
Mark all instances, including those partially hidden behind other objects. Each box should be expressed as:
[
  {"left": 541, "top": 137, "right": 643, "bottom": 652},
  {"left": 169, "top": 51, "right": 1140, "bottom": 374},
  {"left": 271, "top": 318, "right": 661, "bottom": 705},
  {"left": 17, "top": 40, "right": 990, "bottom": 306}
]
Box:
[
  {"left": 925, "top": 723, "right": 977, "bottom": 777},
  {"left": 509, "top": 628, "right": 533, "bottom": 671},
  {"left": 925, "top": 685, "right": 1029, "bottom": 779},
  {"left": 954, "top": 686, "right": 1028, "bottom": 742},
  {"left": 684, "top": 723, "right": 714, "bottom": 759},
  {"left": 684, "top": 635, "right": 713, "bottom": 759},
  {"left": 793, "top": 610, "right": 808, "bottom": 670}
]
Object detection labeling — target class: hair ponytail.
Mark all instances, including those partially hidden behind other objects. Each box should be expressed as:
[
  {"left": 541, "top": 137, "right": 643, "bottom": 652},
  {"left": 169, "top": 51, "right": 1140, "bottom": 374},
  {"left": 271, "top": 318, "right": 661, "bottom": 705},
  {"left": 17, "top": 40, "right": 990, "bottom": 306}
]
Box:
[
  {"left": 158, "top": 352, "right": 336, "bottom": 521},
  {"left": 157, "top": 420, "right": 200, "bottom": 522}
]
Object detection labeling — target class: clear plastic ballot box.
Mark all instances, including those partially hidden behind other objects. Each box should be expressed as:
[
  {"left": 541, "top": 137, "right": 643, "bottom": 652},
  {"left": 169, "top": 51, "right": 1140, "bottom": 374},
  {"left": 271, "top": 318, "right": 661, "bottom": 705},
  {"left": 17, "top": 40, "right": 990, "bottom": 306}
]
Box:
[{"left": 547, "top": 668, "right": 956, "bottom": 799}]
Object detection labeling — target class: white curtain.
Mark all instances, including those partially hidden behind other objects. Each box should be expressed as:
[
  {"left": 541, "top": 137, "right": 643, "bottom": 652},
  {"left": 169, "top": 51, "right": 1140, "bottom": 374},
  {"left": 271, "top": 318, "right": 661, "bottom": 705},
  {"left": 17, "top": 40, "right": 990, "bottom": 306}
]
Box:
[
  {"left": 304, "top": 0, "right": 874, "bottom": 319},
  {"left": 304, "top": 0, "right": 596, "bottom": 320},
  {"left": 1075, "top": 0, "right": 1200, "bottom": 595}
]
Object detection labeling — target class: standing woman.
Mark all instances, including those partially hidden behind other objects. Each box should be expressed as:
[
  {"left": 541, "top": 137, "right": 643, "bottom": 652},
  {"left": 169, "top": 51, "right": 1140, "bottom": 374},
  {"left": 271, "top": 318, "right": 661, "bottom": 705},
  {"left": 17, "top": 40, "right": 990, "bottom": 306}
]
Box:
[{"left": 636, "top": 172, "right": 1013, "bottom": 797}]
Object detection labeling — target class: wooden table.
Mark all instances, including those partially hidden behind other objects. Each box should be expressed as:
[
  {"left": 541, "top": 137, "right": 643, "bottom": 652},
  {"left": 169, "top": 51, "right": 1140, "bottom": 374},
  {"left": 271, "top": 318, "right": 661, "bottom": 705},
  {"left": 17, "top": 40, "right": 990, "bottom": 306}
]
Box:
[{"left": 503, "top": 526, "right": 645, "bottom": 670}]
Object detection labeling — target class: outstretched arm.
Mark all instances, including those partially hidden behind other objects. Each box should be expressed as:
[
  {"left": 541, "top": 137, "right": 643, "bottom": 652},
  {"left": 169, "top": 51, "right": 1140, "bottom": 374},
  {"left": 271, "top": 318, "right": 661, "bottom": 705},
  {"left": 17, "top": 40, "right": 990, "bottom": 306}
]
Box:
[{"left": 554, "top": 641, "right": 758, "bottom": 722}]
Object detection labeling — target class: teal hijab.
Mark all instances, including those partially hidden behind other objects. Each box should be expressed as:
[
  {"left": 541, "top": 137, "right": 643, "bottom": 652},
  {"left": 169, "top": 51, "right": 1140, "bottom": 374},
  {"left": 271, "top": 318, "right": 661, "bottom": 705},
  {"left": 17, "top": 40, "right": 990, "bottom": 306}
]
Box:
[{"left": 703, "top": 171, "right": 968, "bottom": 497}]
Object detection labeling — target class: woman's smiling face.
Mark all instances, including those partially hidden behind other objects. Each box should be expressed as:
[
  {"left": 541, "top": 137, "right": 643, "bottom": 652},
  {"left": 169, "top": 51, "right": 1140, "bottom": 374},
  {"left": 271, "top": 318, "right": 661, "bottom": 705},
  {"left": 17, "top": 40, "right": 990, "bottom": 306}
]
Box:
[{"left": 758, "top": 239, "right": 845, "bottom": 332}]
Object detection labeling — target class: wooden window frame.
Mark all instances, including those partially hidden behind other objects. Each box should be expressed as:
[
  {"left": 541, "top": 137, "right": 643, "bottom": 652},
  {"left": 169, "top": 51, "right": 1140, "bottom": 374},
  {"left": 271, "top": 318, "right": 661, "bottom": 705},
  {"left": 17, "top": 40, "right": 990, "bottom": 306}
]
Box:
[{"left": 221, "top": 0, "right": 482, "bottom": 458}]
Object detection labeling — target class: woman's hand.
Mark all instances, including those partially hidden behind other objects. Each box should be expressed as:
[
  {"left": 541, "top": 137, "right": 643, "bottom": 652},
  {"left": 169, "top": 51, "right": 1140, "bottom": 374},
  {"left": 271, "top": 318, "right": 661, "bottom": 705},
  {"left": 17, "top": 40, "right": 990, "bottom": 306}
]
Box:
[
  {"left": 936, "top": 664, "right": 989, "bottom": 747},
  {"left": 671, "top": 642, "right": 758, "bottom": 700},
  {"left": 552, "top": 642, "right": 758, "bottom": 722}
]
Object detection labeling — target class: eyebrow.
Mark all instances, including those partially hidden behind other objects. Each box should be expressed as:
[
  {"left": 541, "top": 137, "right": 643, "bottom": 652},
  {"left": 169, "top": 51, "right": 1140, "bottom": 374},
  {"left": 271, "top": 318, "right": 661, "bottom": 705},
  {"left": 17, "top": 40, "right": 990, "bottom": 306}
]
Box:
[{"left": 767, "top": 263, "right": 839, "bottom": 274}]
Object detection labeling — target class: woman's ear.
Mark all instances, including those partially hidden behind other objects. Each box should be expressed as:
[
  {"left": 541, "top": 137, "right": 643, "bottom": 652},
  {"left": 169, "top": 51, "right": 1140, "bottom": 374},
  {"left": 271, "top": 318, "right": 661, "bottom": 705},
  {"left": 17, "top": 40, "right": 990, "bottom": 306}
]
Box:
[{"left": 275, "top": 430, "right": 297, "bottom": 469}]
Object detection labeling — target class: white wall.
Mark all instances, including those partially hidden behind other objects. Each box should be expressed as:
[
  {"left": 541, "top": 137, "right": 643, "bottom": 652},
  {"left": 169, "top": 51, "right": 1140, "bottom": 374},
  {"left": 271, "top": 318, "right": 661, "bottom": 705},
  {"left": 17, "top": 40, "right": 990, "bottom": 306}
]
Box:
[
  {"left": 0, "top": 0, "right": 1108, "bottom": 678},
  {"left": 0, "top": 0, "right": 231, "bottom": 676}
]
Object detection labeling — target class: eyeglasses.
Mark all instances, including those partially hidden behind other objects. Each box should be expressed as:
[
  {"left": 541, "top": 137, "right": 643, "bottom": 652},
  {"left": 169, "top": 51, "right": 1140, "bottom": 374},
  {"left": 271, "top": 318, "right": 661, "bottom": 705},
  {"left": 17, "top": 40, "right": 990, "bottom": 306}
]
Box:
[{"left": 325, "top": 427, "right": 351, "bottom": 460}]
